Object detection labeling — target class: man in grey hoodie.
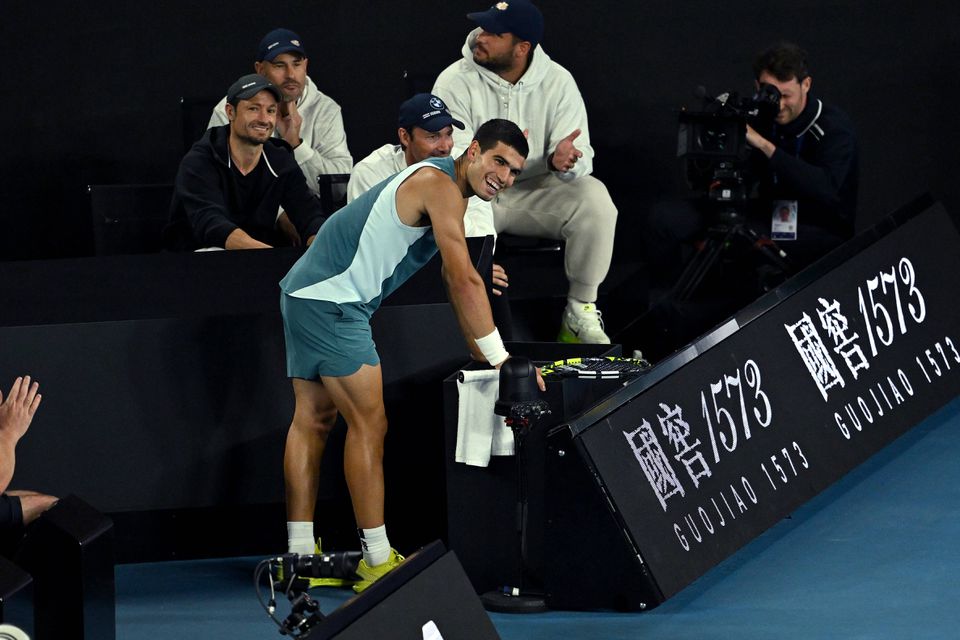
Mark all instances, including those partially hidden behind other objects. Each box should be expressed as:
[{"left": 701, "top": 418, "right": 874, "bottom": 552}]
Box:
[{"left": 434, "top": 0, "right": 618, "bottom": 344}]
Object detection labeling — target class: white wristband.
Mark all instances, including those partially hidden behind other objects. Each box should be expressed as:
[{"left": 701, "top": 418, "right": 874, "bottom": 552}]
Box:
[{"left": 475, "top": 328, "right": 509, "bottom": 367}]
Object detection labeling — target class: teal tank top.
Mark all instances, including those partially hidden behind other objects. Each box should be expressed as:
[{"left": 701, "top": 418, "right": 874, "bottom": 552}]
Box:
[{"left": 280, "top": 156, "right": 456, "bottom": 317}]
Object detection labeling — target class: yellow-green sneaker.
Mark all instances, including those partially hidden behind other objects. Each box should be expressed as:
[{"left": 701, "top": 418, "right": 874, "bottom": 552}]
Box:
[{"left": 352, "top": 548, "right": 404, "bottom": 593}]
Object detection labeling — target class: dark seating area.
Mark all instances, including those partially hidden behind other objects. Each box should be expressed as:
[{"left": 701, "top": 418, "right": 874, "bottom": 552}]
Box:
[
  {"left": 2, "top": 2, "right": 957, "bottom": 638},
  {"left": 89, "top": 184, "right": 173, "bottom": 256}
]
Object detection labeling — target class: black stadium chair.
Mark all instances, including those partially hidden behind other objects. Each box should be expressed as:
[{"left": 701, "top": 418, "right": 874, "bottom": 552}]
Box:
[
  {"left": 180, "top": 95, "right": 220, "bottom": 152},
  {"left": 88, "top": 184, "right": 173, "bottom": 256},
  {"left": 318, "top": 173, "right": 350, "bottom": 214},
  {"left": 497, "top": 233, "right": 564, "bottom": 255}
]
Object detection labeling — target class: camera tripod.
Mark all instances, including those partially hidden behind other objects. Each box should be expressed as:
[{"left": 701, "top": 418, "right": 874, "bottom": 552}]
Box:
[{"left": 671, "top": 205, "right": 792, "bottom": 302}]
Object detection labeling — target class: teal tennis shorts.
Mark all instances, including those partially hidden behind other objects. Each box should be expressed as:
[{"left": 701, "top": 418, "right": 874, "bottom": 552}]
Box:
[{"left": 280, "top": 294, "right": 380, "bottom": 379}]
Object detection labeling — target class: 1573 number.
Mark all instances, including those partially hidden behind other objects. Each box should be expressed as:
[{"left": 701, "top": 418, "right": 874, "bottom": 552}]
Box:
[
  {"left": 858, "top": 257, "right": 926, "bottom": 357},
  {"left": 700, "top": 359, "right": 772, "bottom": 463}
]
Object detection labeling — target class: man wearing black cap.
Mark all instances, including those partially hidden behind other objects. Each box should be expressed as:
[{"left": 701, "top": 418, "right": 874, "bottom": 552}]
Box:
[
  {"left": 433, "top": 0, "right": 619, "bottom": 344},
  {"left": 208, "top": 28, "right": 353, "bottom": 194},
  {"left": 165, "top": 74, "right": 326, "bottom": 250}
]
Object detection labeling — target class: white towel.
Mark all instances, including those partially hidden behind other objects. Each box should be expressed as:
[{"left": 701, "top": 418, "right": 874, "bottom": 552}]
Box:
[{"left": 455, "top": 369, "right": 515, "bottom": 467}]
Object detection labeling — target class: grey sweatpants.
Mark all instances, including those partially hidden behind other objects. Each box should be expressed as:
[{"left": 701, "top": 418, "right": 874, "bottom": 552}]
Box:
[{"left": 492, "top": 173, "right": 618, "bottom": 303}]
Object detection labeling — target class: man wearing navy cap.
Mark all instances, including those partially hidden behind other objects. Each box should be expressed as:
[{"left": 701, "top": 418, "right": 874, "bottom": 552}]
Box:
[
  {"left": 434, "top": 0, "right": 619, "bottom": 344},
  {"left": 347, "top": 93, "right": 511, "bottom": 319},
  {"left": 208, "top": 28, "right": 353, "bottom": 194},
  {"left": 165, "top": 74, "right": 327, "bottom": 250},
  {"left": 348, "top": 93, "right": 496, "bottom": 240}
]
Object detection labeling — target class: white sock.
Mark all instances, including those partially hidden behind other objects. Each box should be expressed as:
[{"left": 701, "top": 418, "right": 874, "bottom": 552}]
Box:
[
  {"left": 567, "top": 297, "right": 594, "bottom": 310},
  {"left": 287, "top": 521, "right": 314, "bottom": 555},
  {"left": 358, "top": 525, "right": 391, "bottom": 566}
]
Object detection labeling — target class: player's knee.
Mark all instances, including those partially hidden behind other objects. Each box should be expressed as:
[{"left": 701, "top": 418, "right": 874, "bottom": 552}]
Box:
[
  {"left": 294, "top": 406, "right": 338, "bottom": 438},
  {"left": 350, "top": 413, "right": 388, "bottom": 440}
]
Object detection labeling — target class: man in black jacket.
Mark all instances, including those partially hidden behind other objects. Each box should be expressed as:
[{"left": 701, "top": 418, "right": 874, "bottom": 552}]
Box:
[
  {"left": 165, "top": 74, "right": 327, "bottom": 250},
  {"left": 745, "top": 41, "right": 859, "bottom": 268}
]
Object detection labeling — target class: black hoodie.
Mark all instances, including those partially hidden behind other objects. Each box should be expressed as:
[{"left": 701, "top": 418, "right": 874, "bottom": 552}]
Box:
[{"left": 164, "top": 125, "right": 326, "bottom": 250}]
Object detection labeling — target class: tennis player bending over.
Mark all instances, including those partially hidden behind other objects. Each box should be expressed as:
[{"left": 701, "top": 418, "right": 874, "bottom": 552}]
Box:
[{"left": 279, "top": 118, "right": 544, "bottom": 592}]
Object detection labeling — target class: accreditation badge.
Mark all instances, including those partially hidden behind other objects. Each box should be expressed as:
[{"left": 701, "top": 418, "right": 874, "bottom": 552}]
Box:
[{"left": 770, "top": 200, "right": 798, "bottom": 241}]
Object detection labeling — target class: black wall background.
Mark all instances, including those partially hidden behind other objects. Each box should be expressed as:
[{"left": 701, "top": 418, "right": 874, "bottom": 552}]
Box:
[{"left": 1, "top": 0, "right": 958, "bottom": 261}]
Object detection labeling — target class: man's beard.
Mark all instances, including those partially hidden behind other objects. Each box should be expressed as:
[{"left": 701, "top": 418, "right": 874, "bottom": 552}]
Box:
[
  {"left": 474, "top": 52, "right": 513, "bottom": 75},
  {"left": 281, "top": 87, "right": 303, "bottom": 103}
]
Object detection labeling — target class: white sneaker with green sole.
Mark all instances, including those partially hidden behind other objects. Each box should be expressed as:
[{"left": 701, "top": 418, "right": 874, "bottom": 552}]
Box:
[{"left": 558, "top": 302, "right": 611, "bottom": 344}]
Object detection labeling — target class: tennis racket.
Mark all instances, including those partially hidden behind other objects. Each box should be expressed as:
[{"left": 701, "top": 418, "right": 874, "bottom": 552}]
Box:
[{"left": 539, "top": 356, "right": 651, "bottom": 380}]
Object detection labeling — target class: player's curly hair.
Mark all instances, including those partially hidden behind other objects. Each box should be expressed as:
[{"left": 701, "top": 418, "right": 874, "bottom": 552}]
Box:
[{"left": 474, "top": 118, "right": 529, "bottom": 158}]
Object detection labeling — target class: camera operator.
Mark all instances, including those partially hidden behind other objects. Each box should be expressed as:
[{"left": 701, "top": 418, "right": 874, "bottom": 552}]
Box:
[
  {"left": 744, "top": 41, "right": 859, "bottom": 268},
  {"left": 645, "top": 42, "right": 858, "bottom": 290}
]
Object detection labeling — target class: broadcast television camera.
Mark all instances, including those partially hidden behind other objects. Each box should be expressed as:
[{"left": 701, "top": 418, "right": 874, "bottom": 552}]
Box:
[
  {"left": 670, "top": 82, "right": 793, "bottom": 303},
  {"left": 677, "top": 83, "right": 781, "bottom": 202}
]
